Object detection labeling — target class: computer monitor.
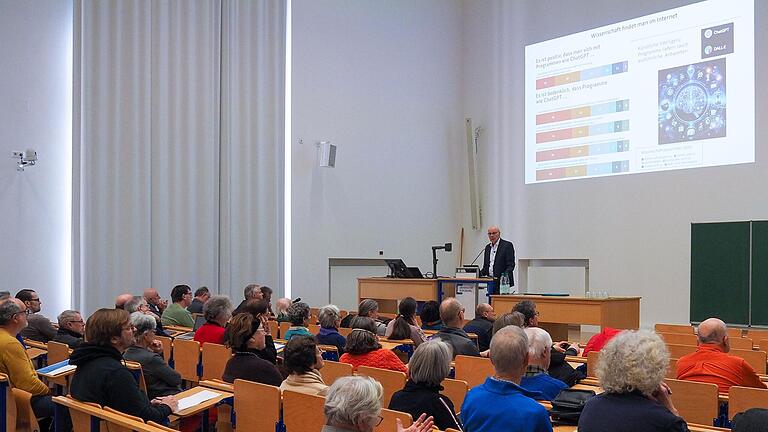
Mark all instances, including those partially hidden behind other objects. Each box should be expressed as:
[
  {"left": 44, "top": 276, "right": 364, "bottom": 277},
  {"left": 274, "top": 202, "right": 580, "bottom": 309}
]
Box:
[
  {"left": 192, "top": 314, "right": 206, "bottom": 331},
  {"left": 385, "top": 259, "right": 423, "bottom": 278}
]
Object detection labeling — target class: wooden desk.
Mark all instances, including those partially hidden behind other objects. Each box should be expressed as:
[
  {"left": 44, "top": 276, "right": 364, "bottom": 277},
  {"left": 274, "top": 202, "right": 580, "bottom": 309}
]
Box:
[
  {"left": 491, "top": 295, "right": 640, "bottom": 340},
  {"left": 173, "top": 386, "right": 232, "bottom": 432},
  {"left": 358, "top": 277, "right": 495, "bottom": 313}
]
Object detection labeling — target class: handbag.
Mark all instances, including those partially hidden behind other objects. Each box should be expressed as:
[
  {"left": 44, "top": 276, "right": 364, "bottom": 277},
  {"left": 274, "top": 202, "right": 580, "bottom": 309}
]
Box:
[{"left": 548, "top": 388, "right": 596, "bottom": 425}]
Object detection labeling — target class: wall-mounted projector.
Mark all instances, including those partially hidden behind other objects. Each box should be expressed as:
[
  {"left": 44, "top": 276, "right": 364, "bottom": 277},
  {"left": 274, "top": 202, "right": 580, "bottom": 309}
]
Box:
[{"left": 319, "top": 141, "right": 336, "bottom": 168}]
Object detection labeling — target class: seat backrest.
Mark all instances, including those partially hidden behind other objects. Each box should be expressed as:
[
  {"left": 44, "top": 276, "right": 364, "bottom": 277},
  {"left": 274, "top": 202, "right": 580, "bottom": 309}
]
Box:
[
  {"left": 201, "top": 343, "right": 232, "bottom": 381},
  {"left": 172, "top": 339, "right": 201, "bottom": 382},
  {"left": 234, "top": 379, "right": 281, "bottom": 432},
  {"left": 586, "top": 351, "right": 600, "bottom": 378},
  {"left": 726, "top": 327, "right": 744, "bottom": 338},
  {"left": 440, "top": 378, "right": 468, "bottom": 411},
  {"left": 356, "top": 366, "right": 407, "bottom": 408},
  {"left": 747, "top": 329, "right": 768, "bottom": 341},
  {"left": 728, "top": 337, "right": 754, "bottom": 351},
  {"left": 318, "top": 344, "right": 340, "bottom": 361},
  {"left": 282, "top": 389, "right": 326, "bottom": 432},
  {"left": 375, "top": 408, "right": 411, "bottom": 432},
  {"left": 664, "top": 378, "right": 719, "bottom": 425},
  {"left": 338, "top": 327, "right": 353, "bottom": 337},
  {"left": 654, "top": 323, "right": 694, "bottom": 334},
  {"left": 47, "top": 340, "right": 71, "bottom": 365},
  {"left": 3, "top": 375, "right": 17, "bottom": 432},
  {"left": 454, "top": 355, "right": 494, "bottom": 389},
  {"left": 666, "top": 358, "right": 678, "bottom": 379},
  {"left": 154, "top": 336, "right": 173, "bottom": 364},
  {"left": 308, "top": 323, "right": 320, "bottom": 335},
  {"left": 730, "top": 348, "right": 767, "bottom": 374},
  {"left": 124, "top": 360, "right": 148, "bottom": 395},
  {"left": 279, "top": 322, "right": 291, "bottom": 338},
  {"left": 666, "top": 343, "right": 697, "bottom": 359},
  {"left": 52, "top": 395, "right": 104, "bottom": 432},
  {"left": 11, "top": 387, "right": 40, "bottom": 432},
  {"left": 659, "top": 332, "right": 698, "bottom": 346},
  {"left": 319, "top": 361, "right": 353, "bottom": 386},
  {"left": 268, "top": 320, "right": 278, "bottom": 339},
  {"left": 729, "top": 385, "right": 768, "bottom": 420}
]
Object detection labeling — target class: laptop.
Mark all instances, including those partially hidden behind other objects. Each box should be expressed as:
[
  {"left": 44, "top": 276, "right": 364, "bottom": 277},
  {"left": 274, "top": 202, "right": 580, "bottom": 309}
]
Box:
[{"left": 173, "top": 315, "right": 207, "bottom": 340}]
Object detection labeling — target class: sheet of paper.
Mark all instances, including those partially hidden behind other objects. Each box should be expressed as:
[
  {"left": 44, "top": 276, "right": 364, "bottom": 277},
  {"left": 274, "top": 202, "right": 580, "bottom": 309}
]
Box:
[
  {"left": 46, "top": 364, "right": 77, "bottom": 376},
  {"left": 175, "top": 389, "right": 220, "bottom": 412}
]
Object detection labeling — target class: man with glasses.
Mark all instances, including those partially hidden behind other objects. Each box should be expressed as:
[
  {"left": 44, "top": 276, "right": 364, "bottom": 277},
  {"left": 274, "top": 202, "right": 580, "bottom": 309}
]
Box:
[
  {"left": 480, "top": 225, "right": 516, "bottom": 293},
  {"left": 53, "top": 310, "right": 86, "bottom": 348},
  {"left": 0, "top": 298, "right": 61, "bottom": 431},
  {"left": 16, "top": 288, "right": 57, "bottom": 342},
  {"left": 160, "top": 285, "right": 195, "bottom": 328}
]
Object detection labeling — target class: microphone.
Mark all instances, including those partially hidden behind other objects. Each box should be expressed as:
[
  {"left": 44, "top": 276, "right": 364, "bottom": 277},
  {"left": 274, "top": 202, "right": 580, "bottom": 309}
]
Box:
[
  {"left": 292, "top": 297, "right": 302, "bottom": 303},
  {"left": 469, "top": 245, "right": 488, "bottom": 266},
  {"left": 431, "top": 242, "right": 452, "bottom": 252}
]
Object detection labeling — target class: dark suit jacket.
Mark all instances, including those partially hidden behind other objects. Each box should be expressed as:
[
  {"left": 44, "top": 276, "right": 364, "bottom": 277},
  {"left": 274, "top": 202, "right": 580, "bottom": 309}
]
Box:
[{"left": 481, "top": 238, "right": 516, "bottom": 284}]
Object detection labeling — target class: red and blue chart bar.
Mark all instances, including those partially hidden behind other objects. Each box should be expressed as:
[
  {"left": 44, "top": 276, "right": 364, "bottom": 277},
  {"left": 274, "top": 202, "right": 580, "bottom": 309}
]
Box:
[{"left": 536, "top": 61, "right": 629, "bottom": 90}]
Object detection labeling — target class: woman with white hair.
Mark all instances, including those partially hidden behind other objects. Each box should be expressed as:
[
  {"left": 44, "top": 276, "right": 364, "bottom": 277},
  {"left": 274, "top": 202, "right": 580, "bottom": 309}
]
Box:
[
  {"left": 388, "top": 340, "right": 462, "bottom": 431},
  {"left": 316, "top": 304, "right": 347, "bottom": 354},
  {"left": 123, "top": 312, "right": 182, "bottom": 400},
  {"left": 323, "top": 376, "right": 435, "bottom": 432},
  {"left": 520, "top": 327, "right": 567, "bottom": 401},
  {"left": 578, "top": 330, "right": 688, "bottom": 432}
]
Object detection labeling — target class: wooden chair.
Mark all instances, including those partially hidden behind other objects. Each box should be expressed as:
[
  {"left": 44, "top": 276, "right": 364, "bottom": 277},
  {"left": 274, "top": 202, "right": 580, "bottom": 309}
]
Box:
[
  {"left": 655, "top": 323, "right": 694, "bottom": 334},
  {"left": 659, "top": 332, "right": 698, "bottom": 346},
  {"left": 375, "top": 408, "right": 411, "bottom": 432},
  {"left": 664, "top": 378, "right": 719, "bottom": 425},
  {"left": 267, "top": 320, "right": 278, "bottom": 339},
  {"left": 726, "top": 327, "right": 744, "bottom": 338},
  {"left": 2, "top": 374, "right": 16, "bottom": 432},
  {"left": 441, "top": 378, "right": 468, "bottom": 411},
  {"left": 667, "top": 343, "right": 697, "bottom": 359},
  {"left": 318, "top": 344, "right": 340, "bottom": 362},
  {"left": 308, "top": 323, "right": 320, "bottom": 335},
  {"left": 454, "top": 355, "right": 494, "bottom": 389},
  {"left": 728, "top": 337, "right": 754, "bottom": 351},
  {"left": 667, "top": 358, "right": 678, "bottom": 379},
  {"left": 357, "top": 366, "right": 407, "bottom": 407},
  {"left": 728, "top": 385, "right": 768, "bottom": 420},
  {"left": 746, "top": 329, "right": 768, "bottom": 342},
  {"left": 586, "top": 351, "right": 600, "bottom": 378},
  {"left": 172, "top": 338, "right": 201, "bottom": 383},
  {"left": 282, "top": 389, "right": 326, "bottom": 432},
  {"left": 52, "top": 395, "right": 102, "bottom": 432},
  {"left": 46, "top": 341, "right": 71, "bottom": 365},
  {"left": 12, "top": 388, "right": 39, "bottom": 432},
  {"left": 146, "top": 422, "right": 176, "bottom": 432},
  {"left": 730, "top": 348, "right": 767, "bottom": 374},
  {"left": 319, "top": 361, "right": 353, "bottom": 386},
  {"left": 200, "top": 379, "right": 235, "bottom": 393},
  {"left": 338, "top": 327, "right": 353, "bottom": 337},
  {"left": 279, "top": 322, "right": 291, "bottom": 338},
  {"left": 234, "top": 379, "right": 281, "bottom": 432},
  {"left": 154, "top": 336, "right": 173, "bottom": 365},
  {"left": 124, "top": 360, "right": 148, "bottom": 394},
  {"left": 310, "top": 308, "right": 320, "bottom": 323},
  {"left": 201, "top": 343, "right": 232, "bottom": 381}
]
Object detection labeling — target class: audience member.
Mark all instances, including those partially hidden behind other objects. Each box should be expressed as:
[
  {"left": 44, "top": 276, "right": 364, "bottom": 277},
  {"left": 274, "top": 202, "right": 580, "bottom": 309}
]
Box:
[
  {"left": 260, "top": 285, "right": 274, "bottom": 315},
  {"left": 283, "top": 302, "right": 313, "bottom": 339},
  {"left": 581, "top": 327, "right": 621, "bottom": 356},
  {"left": 419, "top": 300, "right": 443, "bottom": 331},
  {"left": 161, "top": 285, "right": 195, "bottom": 327},
  {"left": 125, "top": 295, "right": 169, "bottom": 337},
  {"left": 676, "top": 317, "right": 765, "bottom": 393},
  {"left": 227, "top": 298, "right": 279, "bottom": 364},
  {"left": 280, "top": 335, "right": 328, "bottom": 395},
  {"left": 578, "top": 330, "right": 687, "bottom": 432},
  {"left": 341, "top": 299, "right": 387, "bottom": 336},
  {"left": 16, "top": 289, "right": 57, "bottom": 342},
  {"left": 389, "top": 339, "right": 462, "bottom": 430},
  {"left": 513, "top": 300, "right": 539, "bottom": 327},
  {"left": 340, "top": 316, "right": 407, "bottom": 373},
  {"left": 114, "top": 293, "right": 134, "bottom": 309},
  {"left": 124, "top": 312, "right": 182, "bottom": 400},
  {"left": 194, "top": 295, "right": 233, "bottom": 345},
  {"left": 275, "top": 297, "right": 292, "bottom": 322},
  {"left": 222, "top": 313, "right": 282, "bottom": 386},
  {"left": 0, "top": 298, "right": 58, "bottom": 430},
  {"left": 233, "top": 283, "right": 263, "bottom": 315},
  {"left": 316, "top": 304, "right": 346, "bottom": 354},
  {"left": 70, "top": 308, "right": 177, "bottom": 422},
  {"left": 53, "top": 310, "right": 85, "bottom": 348},
  {"left": 323, "top": 375, "right": 434, "bottom": 432},
  {"left": 732, "top": 408, "right": 768, "bottom": 432},
  {"left": 492, "top": 311, "right": 525, "bottom": 335},
  {"left": 143, "top": 288, "right": 168, "bottom": 316},
  {"left": 463, "top": 303, "right": 496, "bottom": 351},
  {"left": 460, "top": 326, "right": 552, "bottom": 432},
  {"left": 432, "top": 298, "right": 480, "bottom": 358},
  {"left": 520, "top": 327, "right": 567, "bottom": 400},
  {"left": 386, "top": 297, "right": 426, "bottom": 346},
  {"left": 187, "top": 286, "right": 210, "bottom": 314}
]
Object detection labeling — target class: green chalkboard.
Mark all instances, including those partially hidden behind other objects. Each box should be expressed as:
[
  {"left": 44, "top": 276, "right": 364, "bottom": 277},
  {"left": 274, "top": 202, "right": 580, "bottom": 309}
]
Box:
[
  {"left": 690, "top": 222, "right": 750, "bottom": 325},
  {"left": 751, "top": 221, "right": 768, "bottom": 325}
]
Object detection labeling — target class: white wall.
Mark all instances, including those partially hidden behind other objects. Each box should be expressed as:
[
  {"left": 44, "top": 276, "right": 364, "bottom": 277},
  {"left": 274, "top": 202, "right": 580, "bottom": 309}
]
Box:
[
  {"left": 291, "top": 0, "right": 467, "bottom": 307},
  {"left": 462, "top": 0, "right": 768, "bottom": 327},
  {"left": 0, "top": 1, "right": 72, "bottom": 317}
]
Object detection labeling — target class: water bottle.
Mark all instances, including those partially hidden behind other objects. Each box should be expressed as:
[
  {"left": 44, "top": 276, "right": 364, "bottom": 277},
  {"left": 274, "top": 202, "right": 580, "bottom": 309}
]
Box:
[{"left": 500, "top": 272, "right": 510, "bottom": 295}]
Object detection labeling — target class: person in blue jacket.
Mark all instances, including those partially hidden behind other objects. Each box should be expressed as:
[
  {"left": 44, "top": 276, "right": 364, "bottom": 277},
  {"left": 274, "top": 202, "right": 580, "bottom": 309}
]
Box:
[{"left": 520, "top": 327, "right": 568, "bottom": 401}]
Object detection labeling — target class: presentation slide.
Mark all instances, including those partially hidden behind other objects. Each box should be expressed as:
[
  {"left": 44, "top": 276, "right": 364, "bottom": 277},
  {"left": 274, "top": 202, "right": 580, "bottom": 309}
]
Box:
[{"left": 525, "top": 0, "right": 754, "bottom": 184}]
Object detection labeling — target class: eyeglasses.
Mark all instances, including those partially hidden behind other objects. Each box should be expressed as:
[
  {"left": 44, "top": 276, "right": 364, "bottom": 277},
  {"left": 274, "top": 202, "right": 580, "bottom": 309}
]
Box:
[
  {"left": 29, "top": 298, "right": 41, "bottom": 302},
  {"left": 375, "top": 416, "right": 384, "bottom": 426}
]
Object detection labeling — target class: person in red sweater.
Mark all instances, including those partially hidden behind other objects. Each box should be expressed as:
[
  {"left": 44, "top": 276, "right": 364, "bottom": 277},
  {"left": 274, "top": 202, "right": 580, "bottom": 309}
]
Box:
[
  {"left": 676, "top": 317, "right": 766, "bottom": 393},
  {"left": 340, "top": 316, "right": 407, "bottom": 373},
  {"left": 194, "top": 295, "right": 233, "bottom": 346}
]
